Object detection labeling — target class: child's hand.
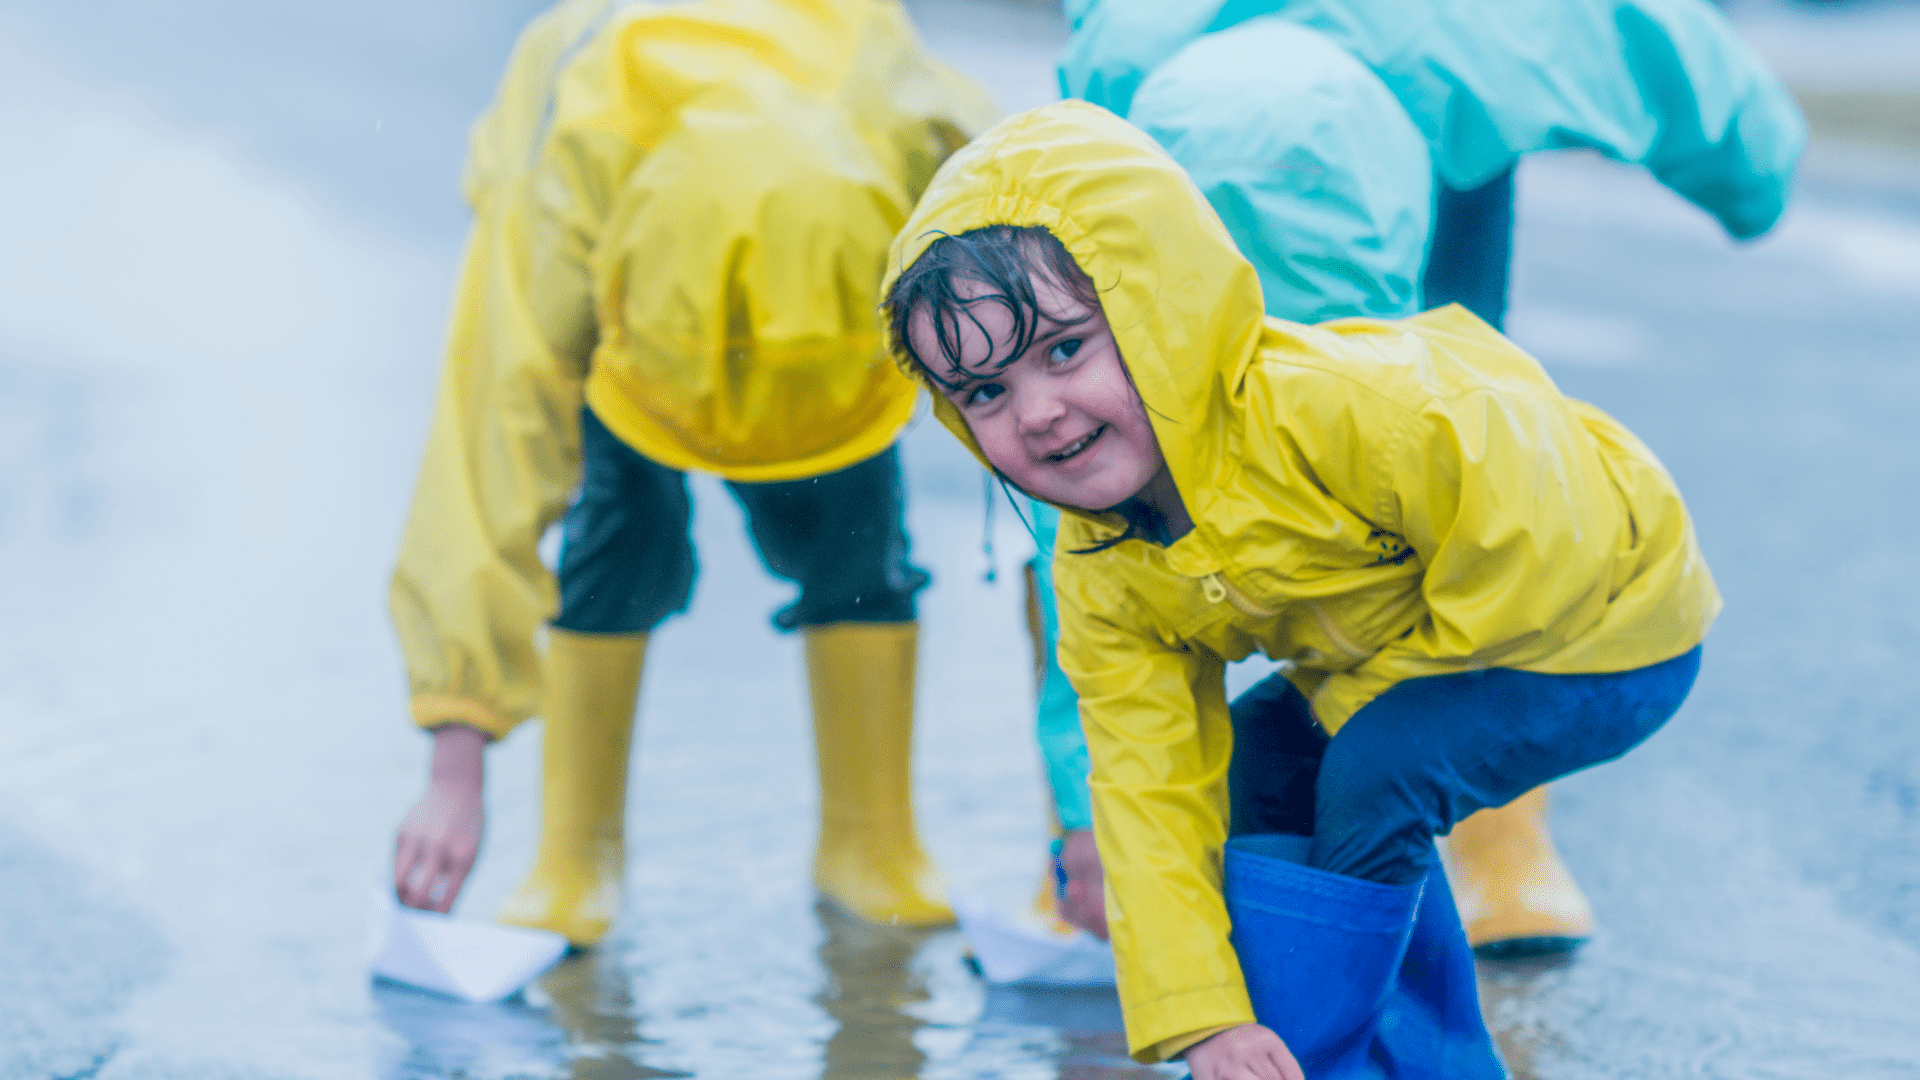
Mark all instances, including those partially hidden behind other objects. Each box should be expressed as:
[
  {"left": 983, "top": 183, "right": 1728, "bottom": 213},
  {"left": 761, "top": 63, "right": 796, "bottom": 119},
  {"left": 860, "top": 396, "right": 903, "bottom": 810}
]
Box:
[
  {"left": 1185, "top": 1024, "right": 1304, "bottom": 1080},
  {"left": 1058, "top": 829, "right": 1109, "bottom": 940},
  {"left": 393, "top": 723, "right": 487, "bottom": 912}
]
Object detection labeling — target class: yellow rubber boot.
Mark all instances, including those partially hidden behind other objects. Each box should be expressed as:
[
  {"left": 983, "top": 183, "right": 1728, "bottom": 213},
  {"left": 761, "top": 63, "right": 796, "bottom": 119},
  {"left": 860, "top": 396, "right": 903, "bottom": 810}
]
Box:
[
  {"left": 806, "top": 622, "right": 954, "bottom": 927},
  {"left": 497, "top": 628, "right": 645, "bottom": 947},
  {"left": 1441, "top": 785, "right": 1595, "bottom": 958}
]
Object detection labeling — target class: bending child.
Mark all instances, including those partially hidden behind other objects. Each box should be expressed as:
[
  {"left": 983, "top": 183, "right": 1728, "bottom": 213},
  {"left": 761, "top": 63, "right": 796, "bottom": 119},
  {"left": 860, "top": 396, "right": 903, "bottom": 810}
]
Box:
[
  {"left": 1030, "top": 0, "right": 1801, "bottom": 955},
  {"left": 388, "top": 0, "right": 994, "bottom": 944},
  {"left": 884, "top": 103, "right": 1717, "bottom": 1078}
]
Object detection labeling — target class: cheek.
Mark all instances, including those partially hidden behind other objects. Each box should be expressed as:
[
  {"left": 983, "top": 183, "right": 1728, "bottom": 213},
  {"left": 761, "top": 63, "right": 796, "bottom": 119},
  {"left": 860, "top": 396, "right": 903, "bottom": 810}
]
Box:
[
  {"left": 1076, "top": 355, "right": 1150, "bottom": 428},
  {"left": 965, "top": 412, "right": 1027, "bottom": 477},
  {"left": 1079, "top": 356, "right": 1163, "bottom": 473}
]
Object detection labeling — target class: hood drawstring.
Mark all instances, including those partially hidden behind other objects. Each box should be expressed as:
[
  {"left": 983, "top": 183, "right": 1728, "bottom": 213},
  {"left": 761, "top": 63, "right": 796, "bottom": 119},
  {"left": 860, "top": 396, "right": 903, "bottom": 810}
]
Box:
[
  {"left": 982, "top": 470, "right": 998, "bottom": 584},
  {"left": 982, "top": 471, "right": 1043, "bottom": 585}
]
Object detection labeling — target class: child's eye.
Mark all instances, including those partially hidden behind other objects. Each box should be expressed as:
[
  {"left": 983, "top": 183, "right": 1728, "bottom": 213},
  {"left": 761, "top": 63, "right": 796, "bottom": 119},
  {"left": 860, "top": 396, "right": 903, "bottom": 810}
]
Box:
[
  {"left": 964, "top": 383, "right": 1006, "bottom": 407},
  {"left": 1048, "top": 339, "right": 1083, "bottom": 365}
]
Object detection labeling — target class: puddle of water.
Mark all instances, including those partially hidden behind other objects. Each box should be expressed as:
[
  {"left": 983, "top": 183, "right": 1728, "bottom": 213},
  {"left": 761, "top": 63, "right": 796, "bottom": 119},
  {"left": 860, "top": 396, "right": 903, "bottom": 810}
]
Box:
[
  {"left": 1477, "top": 953, "right": 1581, "bottom": 1080},
  {"left": 374, "top": 900, "right": 1173, "bottom": 1080}
]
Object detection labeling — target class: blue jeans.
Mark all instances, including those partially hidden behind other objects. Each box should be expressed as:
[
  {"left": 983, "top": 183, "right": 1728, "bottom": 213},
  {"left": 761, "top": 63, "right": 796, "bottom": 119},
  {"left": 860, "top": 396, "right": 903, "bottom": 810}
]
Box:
[{"left": 1228, "top": 648, "right": 1702, "bottom": 886}]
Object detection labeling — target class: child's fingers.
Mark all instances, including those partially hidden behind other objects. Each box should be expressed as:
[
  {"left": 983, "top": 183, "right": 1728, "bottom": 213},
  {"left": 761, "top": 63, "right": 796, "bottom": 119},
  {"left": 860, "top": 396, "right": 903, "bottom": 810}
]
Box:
[
  {"left": 393, "top": 835, "right": 428, "bottom": 908},
  {"left": 396, "top": 834, "right": 454, "bottom": 912},
  {"left": 422, "top": 846, "right": 460, "bottom": 913},
  {"left": 1266, "top": 1041, "right": 1305, "bottom": 1080},
  {"left": 392, "top": 835, "right": 417, "bottom": 898},
  {"left": 437, "top": 845, "right": 477, "bottom": 912}
]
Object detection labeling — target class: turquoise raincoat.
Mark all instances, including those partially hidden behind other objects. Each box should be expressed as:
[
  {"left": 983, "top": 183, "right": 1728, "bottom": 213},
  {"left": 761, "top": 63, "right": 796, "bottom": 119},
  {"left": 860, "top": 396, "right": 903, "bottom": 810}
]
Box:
[
  {"left": 1059, "top": 0, "right": 1806, "bottom": 238},
  {"left": 1028, "top": 17, "right": 1431, "bottom": 831}
]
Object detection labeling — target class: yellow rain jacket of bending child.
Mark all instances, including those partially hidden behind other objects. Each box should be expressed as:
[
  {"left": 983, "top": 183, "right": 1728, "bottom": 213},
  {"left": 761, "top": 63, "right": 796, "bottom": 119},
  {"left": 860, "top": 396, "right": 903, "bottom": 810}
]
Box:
[
  {"left": 393, "top": 0, "right": 995, "bottom": 738},
  {"left": 883, "top": 101, "right": 1719, "bottom": 1060}
]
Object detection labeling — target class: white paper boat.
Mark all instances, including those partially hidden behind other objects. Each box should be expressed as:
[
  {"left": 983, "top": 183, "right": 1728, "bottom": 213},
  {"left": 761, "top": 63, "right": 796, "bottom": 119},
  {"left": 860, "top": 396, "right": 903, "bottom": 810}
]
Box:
[
  {"left": 370, "top": 890, "right": 569, "bottom": 1003},
  {"left": 952, "top": 892, "right": 1116, "bottom": 987}
]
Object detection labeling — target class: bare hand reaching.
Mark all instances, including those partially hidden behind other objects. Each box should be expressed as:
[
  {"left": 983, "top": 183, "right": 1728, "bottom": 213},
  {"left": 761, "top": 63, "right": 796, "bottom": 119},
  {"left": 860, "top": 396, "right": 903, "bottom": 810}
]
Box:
[
  {"left": 1185, "top": 1024, "right": 1304, "bottom": 1080},
  {"left": 1057, "top": 828, "right": 1109, "bottom": 940},
  {"left": 393, "top": 723, "right": 488, "bottom": 912}
]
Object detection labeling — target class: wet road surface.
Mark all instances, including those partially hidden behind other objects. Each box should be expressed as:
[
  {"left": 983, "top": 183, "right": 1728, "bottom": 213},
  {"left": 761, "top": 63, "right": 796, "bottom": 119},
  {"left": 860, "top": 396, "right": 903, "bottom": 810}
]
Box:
[{"left": 2, "top": 1, "right": 1918, "bottom": 1077}]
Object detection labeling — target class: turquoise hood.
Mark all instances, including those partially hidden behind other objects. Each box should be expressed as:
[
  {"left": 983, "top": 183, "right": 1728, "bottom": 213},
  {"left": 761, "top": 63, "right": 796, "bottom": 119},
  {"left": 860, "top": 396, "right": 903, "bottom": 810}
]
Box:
[
  {"left": 1060, "top": 0, "right": 1805, "bottom": 239},
  {"left": 1126, "top": 19, "right": 1432, "bottom": 323}
]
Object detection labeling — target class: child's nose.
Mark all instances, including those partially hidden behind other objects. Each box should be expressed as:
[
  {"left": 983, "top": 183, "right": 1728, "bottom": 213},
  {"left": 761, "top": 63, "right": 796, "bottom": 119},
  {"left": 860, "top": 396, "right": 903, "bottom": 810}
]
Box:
[{"left": 1016, "top": 390, "right": 1065, "bottom": 434}]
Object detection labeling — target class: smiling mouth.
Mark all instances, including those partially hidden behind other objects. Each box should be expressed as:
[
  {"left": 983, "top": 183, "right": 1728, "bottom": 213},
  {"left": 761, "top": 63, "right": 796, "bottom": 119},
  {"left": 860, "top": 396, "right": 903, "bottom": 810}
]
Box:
[{"left": 1046, "top": 425, "right": 1106, "bottom": 463}]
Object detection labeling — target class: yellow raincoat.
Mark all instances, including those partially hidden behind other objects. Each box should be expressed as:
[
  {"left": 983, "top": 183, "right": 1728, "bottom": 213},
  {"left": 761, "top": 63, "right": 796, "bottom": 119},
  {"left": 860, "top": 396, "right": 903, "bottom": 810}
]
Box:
[
  {"left": 392, "top": 0, "right": 995, "bottom": 738},
  {"left": 883, "top": 101, "right": 1719, "bottom": 1060}
]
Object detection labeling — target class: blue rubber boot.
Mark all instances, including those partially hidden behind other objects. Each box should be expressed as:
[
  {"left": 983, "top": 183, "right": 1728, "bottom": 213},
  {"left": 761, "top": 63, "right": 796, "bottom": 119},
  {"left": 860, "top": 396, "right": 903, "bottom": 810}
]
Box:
[
  {"left": 1223, "top": 835, "right": 1421, "bottom": 1077},
  {"left": 1376, "top": 870, "right": 1507, "bottom": 1079},
  {"left": 1222, "top": 836, "right": 1505, "bottom": 1079}
]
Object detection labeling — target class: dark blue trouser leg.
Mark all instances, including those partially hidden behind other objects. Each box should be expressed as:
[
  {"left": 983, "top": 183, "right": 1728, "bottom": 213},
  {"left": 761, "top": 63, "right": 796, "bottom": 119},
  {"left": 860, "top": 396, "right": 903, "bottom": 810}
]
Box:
[
  {"left": 553, "top": 407, "right": 928, "bottom": 635},
  {"left": 1227, "top": 651, "right": 1701, "bottom": 885},
  {"left": 1308, "top": 651, "right": 1701, "bottom": 886},
  {"left": 1422, "top": 168, "right": 1515, "bottom": 331},
  {"left": 726, "top": 447, "right": 929, "bottom": 630},
  {"left": 553, "top": 408, "right": 697, "bottom": 634},
  {"left": 1221, "top": 651, "right": 1700, "bottom": 1077}
]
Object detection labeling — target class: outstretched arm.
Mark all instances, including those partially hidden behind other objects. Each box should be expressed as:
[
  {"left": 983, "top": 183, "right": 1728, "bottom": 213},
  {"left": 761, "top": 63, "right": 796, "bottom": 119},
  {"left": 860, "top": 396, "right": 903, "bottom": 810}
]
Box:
[
  {"left": 388, "top": 70, "right": 603, "bottom": 908},
  {"left": 1055, "top": 553, "right": 1255, "bottom": 1063}
]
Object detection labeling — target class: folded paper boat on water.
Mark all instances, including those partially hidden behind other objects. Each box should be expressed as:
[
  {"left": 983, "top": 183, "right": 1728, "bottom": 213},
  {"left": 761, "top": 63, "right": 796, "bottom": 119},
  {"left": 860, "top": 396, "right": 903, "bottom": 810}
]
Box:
[
  {"left": 371, "top": 891, "right": 569, "bottom": 1002},
  {"left": 952, "top": 892, "right": 1115, "bottom": 987}
]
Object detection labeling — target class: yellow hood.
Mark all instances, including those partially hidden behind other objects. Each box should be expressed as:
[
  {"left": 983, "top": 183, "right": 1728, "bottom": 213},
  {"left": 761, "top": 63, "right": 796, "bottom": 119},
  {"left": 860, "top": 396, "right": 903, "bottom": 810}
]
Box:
[
  {"left": 885, "top": 102, "right": 1718, "bottom": 1061},
  {"left": 884, "top": 100, "right": 1263, "bottom": 513},
  {"left": 555, "top": 0, "right": 997, "bottom": 481},
  {"left": 586, "top": 75, "right": 917, "bottom": 479}
]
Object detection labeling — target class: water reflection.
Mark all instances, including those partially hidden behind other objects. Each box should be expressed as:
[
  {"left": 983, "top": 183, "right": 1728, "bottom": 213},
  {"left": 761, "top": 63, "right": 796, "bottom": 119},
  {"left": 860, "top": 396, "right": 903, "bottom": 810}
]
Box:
[
  {"left": 374, "top": 901, "right": 1167, "bottom": 1080},
  {"left": 814, "top": 903, "right": 942, "bottom": 1079},
  {"left": 1476, "top": 952, "right": 1580, "bottom": 1080},
  {"left": 374, "top": 945, "right": 685, "bottom": 1080},
  {"left": 960, "top": 985, "right": 1165, "bottom": 1080},
  {"left": 541, "top": 949, "right": 688, "bottom": 1079},
  {"left": 374, "top": 976, "right": 567, "bottom": 1079}
]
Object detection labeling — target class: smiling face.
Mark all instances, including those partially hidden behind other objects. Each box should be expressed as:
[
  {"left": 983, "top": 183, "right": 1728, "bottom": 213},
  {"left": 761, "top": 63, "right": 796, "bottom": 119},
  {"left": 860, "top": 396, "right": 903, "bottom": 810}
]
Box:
[{"left": 904, "top": 262, "right": 1165, "bottom": 514}]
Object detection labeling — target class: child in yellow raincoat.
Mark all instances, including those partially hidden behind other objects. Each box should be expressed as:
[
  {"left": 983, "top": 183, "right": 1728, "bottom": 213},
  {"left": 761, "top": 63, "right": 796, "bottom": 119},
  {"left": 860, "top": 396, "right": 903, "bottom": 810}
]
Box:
[
  {"left": 883, "top": 102, "right": 1716, "bottom": 1078},
  {"left": 387, "top": 0, "right": 995, "bottom": 946},
  {"left": 1034, "top": 0, "right": 1800, "bottom": 960}
]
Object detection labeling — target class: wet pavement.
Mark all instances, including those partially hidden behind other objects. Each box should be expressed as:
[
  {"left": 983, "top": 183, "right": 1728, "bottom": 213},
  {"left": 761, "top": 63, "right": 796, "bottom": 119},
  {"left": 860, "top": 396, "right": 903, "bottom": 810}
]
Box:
[{"left": 3, "top": 1, "right": 1919, "bottom": 1078}]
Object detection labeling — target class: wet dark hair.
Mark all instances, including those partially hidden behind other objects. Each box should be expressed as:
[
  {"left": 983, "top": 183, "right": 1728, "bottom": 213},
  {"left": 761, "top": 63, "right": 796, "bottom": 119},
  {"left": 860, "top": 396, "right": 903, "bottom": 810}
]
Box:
[
  {"left": 884, "top": 225, "right": 1101, "bottom": 392},
  {"left": 885, "top": 225, "right": 1153, "bottom": 555}
]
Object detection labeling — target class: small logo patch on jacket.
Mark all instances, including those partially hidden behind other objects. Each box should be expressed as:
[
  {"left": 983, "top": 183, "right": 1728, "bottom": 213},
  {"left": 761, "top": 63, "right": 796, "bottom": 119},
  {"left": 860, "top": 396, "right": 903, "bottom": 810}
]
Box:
[{"left": 1368, "top": 529, "right": 1417, "bottom": 566}]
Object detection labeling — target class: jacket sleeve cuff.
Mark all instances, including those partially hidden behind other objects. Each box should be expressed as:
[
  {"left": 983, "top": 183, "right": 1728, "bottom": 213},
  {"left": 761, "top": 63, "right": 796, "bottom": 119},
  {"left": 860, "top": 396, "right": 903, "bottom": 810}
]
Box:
[
  {"left": 1124, "top": 985, "right": 1256, "bottom": 1063},
  {"left": 411, "top": 694, "right": 517, "bottom": 741},
  {"left": 1153, "top": 1024, "right": 1242, "bottom": 1063}
]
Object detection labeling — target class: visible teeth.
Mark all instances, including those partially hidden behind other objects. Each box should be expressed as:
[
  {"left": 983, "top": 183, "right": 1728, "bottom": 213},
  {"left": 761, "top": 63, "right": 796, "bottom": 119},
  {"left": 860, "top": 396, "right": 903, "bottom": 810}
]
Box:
[{"left": 1052, "top": 431, "right": 1096, "bottom": 460}]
